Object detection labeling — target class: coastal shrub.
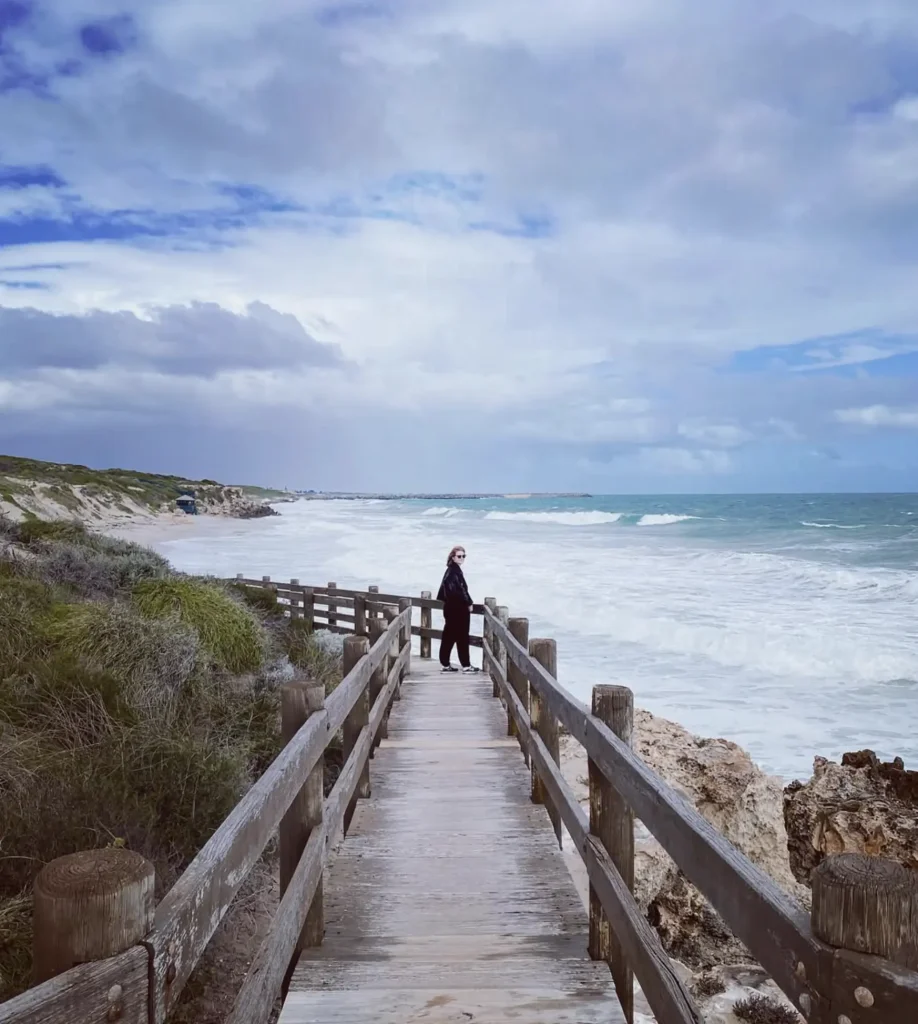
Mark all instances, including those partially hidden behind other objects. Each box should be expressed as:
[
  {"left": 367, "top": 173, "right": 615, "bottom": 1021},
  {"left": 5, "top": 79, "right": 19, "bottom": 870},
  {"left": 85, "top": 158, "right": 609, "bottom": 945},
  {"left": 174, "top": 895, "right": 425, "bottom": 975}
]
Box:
[
  {"left": 16, "top": 518, "right": 88, "bottom": 545},
  {"left": 283, "top": 619, "right": 344, "bottom": 693},
  {"left": 233, "top": 581, "right": 280, "bottom": 615},
  {"left": 0, "top": 894, "right": 31, "bottom": 1000},
  {"left": 132, "top": 577, "right": 266, "bottom": 673},
  {"left": 0, "top": 654, "right": 135, "bottom": 745},
  {"left": 28, "top": 538, "right": 169, "bottom": 598},
  {"left": 0, "top": 576, "right": 55, "bottom": 666},
  {"left": 0, "top": 724, "right": 250, "bottom": 899},
  {"left": 47, "top": 602, "right": 200, "bottom": 700},
  {"left": 733, "top": 994, "right": 802, "bottom": 1024}
]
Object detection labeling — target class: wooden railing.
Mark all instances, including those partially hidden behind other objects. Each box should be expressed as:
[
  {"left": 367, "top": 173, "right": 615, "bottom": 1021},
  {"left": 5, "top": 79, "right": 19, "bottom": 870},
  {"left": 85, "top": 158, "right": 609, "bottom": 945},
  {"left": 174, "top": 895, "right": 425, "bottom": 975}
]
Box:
[
  {"left": 0, "top": 595, "right": 411, "bottom": 1024},
  {"left": 4, "top": 578, "right": 917, "bottom": 1024},
  {"left": 482, "top": 605, "right": 918, "bottom": 1024}
]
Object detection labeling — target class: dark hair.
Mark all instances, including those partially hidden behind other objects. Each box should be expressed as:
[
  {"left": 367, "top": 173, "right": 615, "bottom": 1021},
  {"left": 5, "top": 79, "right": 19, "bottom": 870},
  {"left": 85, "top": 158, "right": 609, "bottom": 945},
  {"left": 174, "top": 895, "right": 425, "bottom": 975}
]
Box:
[{"left": 446, "top": 545, "right": 465, "bottom": 566}]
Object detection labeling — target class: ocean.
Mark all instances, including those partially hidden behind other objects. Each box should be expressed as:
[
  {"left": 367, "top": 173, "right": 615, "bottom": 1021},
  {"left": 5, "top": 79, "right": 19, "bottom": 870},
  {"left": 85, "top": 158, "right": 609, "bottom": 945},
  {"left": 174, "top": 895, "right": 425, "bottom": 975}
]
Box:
[{"left": 144, "top": 493, "right": 918, "bottom": 781}]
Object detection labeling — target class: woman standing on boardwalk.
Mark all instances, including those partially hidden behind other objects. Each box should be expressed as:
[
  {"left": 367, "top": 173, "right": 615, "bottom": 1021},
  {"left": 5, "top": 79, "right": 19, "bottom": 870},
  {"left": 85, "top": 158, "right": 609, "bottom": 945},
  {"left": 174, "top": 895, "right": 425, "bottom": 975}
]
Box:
[{"left": 437, "top": 545, "right": 478, "bottom": 673}]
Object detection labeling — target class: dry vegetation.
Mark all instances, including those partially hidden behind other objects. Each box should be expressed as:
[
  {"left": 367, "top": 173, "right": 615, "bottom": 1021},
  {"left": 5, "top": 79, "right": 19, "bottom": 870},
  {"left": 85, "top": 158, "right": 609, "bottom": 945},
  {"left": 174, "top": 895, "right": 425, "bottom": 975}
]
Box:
[
  {"left": 734, "top": 993, "right": 803, "bottom": 1024},
  {"left": 0, "top": 515, "right": 341, "bottom": 1010}
]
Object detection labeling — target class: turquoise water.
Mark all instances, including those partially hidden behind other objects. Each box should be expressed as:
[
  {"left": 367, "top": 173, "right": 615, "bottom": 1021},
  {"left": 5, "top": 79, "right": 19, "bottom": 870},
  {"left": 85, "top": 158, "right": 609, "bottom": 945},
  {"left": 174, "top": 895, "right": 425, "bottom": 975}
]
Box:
[{"left": 147, "top": 493, "right": 918, "bottom": 780}]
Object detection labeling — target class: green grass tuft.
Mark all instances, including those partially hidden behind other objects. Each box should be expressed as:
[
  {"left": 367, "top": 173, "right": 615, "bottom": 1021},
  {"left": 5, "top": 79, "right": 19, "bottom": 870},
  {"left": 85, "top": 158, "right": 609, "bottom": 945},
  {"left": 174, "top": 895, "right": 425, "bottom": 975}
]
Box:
[
  {"left": 16, "top": 518, "right": 88, "bottom": 545},
  {"left": 46, "top": 601, "right": 200, "bottom": 700},
  {"left": 133, "top": 577, "right": 266, "bottom": 674}
]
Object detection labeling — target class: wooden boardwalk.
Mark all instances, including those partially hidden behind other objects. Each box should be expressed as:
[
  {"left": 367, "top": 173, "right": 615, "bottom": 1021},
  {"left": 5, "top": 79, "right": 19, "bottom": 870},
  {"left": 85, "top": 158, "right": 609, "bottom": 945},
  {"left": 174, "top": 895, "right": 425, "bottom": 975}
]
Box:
[{"left": 280, "top": 659, "right": 623, "bottom": 1023}]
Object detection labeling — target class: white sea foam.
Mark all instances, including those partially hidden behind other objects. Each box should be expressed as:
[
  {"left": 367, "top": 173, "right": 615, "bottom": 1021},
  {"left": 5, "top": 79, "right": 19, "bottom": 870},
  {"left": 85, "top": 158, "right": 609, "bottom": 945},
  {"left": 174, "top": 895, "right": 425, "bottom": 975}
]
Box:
[
  {"left": 422, "top": 506, "right": 460, "bottom": 518},
  {"left": 485, "top": 510, "right": 623, "bottom": 526},
  {"left": 140, "top": 497, "right": 918, "bottom": 780},
  {"left": 636, "top": 514, "right": 698, "bottom": 526},
  {"left": 800, "top": 521, "right": 866, "bottom": 530}
]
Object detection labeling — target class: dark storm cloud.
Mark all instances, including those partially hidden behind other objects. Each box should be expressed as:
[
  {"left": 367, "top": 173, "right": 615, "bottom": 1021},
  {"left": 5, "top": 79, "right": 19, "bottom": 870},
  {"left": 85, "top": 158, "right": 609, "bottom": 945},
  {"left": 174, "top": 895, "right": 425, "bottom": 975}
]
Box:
[{"left": 0, "top": 300, "right": 346, "bottom": 376}]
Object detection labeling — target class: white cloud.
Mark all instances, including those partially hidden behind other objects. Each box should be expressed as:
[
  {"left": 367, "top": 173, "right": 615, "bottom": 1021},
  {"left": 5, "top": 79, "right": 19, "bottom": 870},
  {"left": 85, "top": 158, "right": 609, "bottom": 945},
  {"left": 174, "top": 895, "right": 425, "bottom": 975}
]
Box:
[
  {"left": 2, "top": 1, "right": 918, "bottom": 485},
  {"left": 835, "top": 405, "right": 918, "bottom": 429}
]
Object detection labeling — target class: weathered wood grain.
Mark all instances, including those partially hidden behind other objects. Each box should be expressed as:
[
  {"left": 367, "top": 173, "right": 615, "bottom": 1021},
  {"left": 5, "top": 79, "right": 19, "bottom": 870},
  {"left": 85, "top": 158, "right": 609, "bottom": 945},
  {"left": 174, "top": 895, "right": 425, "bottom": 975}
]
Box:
[
  {"left": 485, "top": 607, "right": 836, "bottom": 1017},
  {"left": 0, "top": 947, "right": 149, "bottom": 1024},
  {"left": 147, "top": 709, "right": 329, "bottom": 1022},
  {"left": 281, "top": 660, "right": 623, "bottom": 1024},
  {"left": 529, "top": 638, "right": 561, "bottom": 847},
  {"left": 813, "top": 854, "right": 918, "bottom": 970},
  {"left": 279, "top": 681, "right": 325, "bottom": 960},
  {"left": 590, "top": 685, "right": 635, "bottom": 1024},
  {"left": 489, "top": 645, "right": 702, "bottom": 1024},
  {"left": 225, "top": 825, "right": 326, "bottom": 1024},
  {"left": 33, "top": 848, "right": 154, "bottom": 984}
]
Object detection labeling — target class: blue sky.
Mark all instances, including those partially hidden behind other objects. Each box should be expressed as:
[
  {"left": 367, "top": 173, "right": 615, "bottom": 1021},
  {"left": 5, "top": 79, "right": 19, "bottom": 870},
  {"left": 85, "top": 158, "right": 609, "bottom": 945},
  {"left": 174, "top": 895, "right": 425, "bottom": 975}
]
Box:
[{"left": 1, "top": 1, "right": 917, "bottom": 491}]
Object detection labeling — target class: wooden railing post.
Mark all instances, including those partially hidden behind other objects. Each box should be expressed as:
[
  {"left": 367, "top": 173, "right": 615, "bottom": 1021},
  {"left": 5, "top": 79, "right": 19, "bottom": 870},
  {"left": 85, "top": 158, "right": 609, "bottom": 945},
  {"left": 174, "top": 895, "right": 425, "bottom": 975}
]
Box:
[
  {"left": 289, "top": 579, "right": 300, "bottom": 620},
  {"left": 419, "top": 590, "right": 432, "bottom": 658},
  {"left": 342, "top": 635, "right": 370, "bottom": 833},
  {"left": 507, "top": 617, "right": 530, "bottom": 765},
  {"left": 327, "top": 581, "right": 338, "bottom": 630},
  {"left": 529, "top": 638, "right": 562, "bottom": 848},
  {"left": 354, "top": 593, "right": 367, "bottom": 636},
  {"left": 33, "top": 848, "right": 155, "bottom": 984},
  {"left": 812, "top": 853, "right": 918, "bottom": 970},
  {"left": 589, "top": 685, "right": 635, "bottom": 1024},
  {"left": 496, "top": 606, "right": 509, "bottom": 691},
  {"left": 303, "top": 586, "right": 314, "bottom": 633},
  {"left": 368, "top": 618, "right": 387, "bottom": 749},
  {"left": 279, "top": 678, "right": 325, "bottom": 979},
  {"left": 483, "top": 598, "right": 497, "bottom": 695},
  {"left": 398, "top": 597, "right": 411, "bottom": 688}
]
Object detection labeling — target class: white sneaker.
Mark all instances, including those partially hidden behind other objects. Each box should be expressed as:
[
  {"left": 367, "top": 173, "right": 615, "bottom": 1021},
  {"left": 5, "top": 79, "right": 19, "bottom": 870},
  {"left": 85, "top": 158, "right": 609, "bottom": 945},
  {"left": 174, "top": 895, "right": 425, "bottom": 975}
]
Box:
[
  {"left": 441, "top": 664, "right": 459, "bottom": 673},
  {"left": 461, "top": 666, "right": 479, "bottom": 673}
]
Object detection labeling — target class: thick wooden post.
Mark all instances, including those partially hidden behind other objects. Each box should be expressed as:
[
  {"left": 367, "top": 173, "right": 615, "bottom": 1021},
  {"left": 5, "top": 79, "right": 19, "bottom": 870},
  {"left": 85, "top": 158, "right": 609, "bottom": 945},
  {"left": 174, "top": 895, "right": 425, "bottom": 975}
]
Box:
[
  {"left": 342, "top": 635, "right": 370, "bottom": 833},
  {"left": 529, "top": 638, "right": 562, "bottom": 848},
  {"left": 507, "top": 617, "right": 530, "bottom": 766},
  {"left": 495, "top": 605, "right": 509, "bottom": 704},
  {"left": 589, "top": 685, "right": 635, "bottom": 1024},
  {"left": 420, "top": 590, "right": 432, "bottom": 659},
  {"left": 368, "top": 618, "right": 388, "bottom": 749},
  {"left": 812, "top": 853, "right": 918, "bottom": 969},
  {"left": 483, "top": 598, "right": 497, "bottom": 695},
  {"left": 398, "top": 597, "right": 411, "bottom": 688},
  {"left": 279, "top": 678, "right": 325, "bottom": 969},
  {"left": 302, "top": 586, "right": 314, "bottom": 633},
  {"left": 33, "top": 848, "right": 155, "bottom": 983},
  {"left": 354, "top": 593, "right": 367, "bottom": 636},
  {"left": 326, "top": 581, "right": 338, "bottom": 630},
  {"left": 288, "top": 579, "right": 300, "bottom": 620}
]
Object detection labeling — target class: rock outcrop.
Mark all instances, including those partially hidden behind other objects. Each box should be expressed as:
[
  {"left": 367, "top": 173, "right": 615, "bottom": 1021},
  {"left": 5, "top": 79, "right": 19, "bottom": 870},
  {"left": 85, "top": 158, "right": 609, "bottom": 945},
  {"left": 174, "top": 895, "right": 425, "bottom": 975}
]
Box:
[
  {"left": 783, "top": 749, "right": 918, "bottom": 885},
  {"left": 632, "top": 710, "right": 804, "bottom": 968}
]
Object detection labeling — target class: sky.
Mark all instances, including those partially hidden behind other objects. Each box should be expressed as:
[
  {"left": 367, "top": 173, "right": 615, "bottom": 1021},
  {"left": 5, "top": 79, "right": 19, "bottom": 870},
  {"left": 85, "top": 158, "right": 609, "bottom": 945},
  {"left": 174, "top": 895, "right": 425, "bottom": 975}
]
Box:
[{"left": 1, "top": 1, "right": 917, "bottom": 493}]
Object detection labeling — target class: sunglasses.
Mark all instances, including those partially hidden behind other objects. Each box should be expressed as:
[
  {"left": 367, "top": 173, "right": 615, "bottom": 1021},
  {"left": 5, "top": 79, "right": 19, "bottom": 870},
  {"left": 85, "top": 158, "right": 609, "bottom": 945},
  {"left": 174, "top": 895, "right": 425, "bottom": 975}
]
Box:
[{"left": 455, "top": 553, "right": 466, "bottom": 559}]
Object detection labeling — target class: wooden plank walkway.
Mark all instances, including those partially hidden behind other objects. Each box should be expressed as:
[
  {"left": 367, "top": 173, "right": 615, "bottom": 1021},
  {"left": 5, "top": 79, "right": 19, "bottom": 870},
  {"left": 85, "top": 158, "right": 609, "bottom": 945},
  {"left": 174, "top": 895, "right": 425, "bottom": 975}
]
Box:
[{"left": 279, "top": 659, "right": 623, "bottom": 1023}]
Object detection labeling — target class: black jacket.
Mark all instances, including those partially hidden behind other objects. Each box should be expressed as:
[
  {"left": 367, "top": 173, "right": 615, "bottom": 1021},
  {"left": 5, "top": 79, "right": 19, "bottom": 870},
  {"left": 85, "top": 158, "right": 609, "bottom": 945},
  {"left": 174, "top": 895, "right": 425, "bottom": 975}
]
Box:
[{"left": 437, "top": 562, "right": 472, "bottom": 612}]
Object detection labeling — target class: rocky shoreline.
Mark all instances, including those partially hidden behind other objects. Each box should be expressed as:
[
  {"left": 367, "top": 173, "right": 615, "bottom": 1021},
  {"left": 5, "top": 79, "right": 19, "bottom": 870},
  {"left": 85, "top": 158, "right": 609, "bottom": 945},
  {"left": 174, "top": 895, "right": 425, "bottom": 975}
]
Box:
[{"left": 559, "top": 711, "right": 917, "bottom": 1024}]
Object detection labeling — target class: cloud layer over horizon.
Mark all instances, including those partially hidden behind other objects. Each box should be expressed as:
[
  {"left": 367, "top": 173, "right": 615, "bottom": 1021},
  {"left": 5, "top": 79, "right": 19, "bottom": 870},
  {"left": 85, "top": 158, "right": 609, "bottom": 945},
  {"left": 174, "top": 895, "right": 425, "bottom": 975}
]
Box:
[{"left": 1, "top": 0, "right": 917, "bottom": 491}]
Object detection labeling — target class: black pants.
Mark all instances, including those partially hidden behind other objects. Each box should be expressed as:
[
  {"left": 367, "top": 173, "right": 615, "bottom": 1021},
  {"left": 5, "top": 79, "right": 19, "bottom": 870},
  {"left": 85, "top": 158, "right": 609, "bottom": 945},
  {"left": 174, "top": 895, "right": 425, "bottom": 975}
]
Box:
[{"left": 439, "top": 606, "right": 471, "bottom": 668}]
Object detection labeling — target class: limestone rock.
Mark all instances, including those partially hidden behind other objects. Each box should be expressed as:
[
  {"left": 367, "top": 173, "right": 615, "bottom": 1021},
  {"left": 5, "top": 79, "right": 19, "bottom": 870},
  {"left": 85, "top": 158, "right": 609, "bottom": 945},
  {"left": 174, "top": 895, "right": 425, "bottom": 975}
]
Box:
[{"left": 783, "top": 749, "right": 918, "bottom": 884}]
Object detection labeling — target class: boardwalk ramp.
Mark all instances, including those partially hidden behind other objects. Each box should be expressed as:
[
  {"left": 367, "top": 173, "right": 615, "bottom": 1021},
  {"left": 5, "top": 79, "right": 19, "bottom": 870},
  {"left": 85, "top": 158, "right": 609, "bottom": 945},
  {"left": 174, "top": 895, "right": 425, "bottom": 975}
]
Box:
[{"left": 280, "top": 660, "right": 622, "bottom": 1023}]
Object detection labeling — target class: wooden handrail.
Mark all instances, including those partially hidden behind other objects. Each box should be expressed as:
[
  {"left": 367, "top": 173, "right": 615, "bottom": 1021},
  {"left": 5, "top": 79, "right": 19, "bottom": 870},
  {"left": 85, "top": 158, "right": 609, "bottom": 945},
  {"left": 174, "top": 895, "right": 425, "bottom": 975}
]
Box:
[
  {"left": 483, "top": 607, "right": 918, "bottom": 1024},
  {"left": 0, "top": 602, "right": 410, "bottom": 1024},
  {"left": 8, "top": 575, "right": 916, "bottom": 1024}
]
